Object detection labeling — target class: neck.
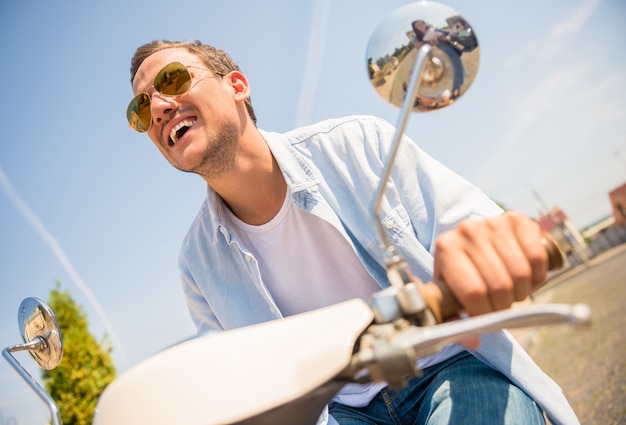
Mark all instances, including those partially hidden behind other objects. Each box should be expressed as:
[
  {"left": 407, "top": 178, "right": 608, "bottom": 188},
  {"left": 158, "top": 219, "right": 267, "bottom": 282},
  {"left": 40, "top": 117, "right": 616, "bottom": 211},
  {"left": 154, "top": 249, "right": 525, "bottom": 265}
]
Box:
[{"left": 205, "top": 131, "right": 287, "bottom": 226}]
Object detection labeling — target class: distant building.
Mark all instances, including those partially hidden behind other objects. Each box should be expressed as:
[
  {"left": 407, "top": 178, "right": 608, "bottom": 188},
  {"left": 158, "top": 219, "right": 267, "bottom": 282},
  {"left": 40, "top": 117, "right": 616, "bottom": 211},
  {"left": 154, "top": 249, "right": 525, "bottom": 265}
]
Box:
[
  {"left": 581, "top": 215, "right": 615, "bottom": 241},
  {"left": 536, "top": 206, "right": 585, "bottom": 255},
  {"left": 609, "top": 182, "right": 626, "bottom": 226},
  {"left": 535, "top": 200, "right": 626, "bottom": 266}
]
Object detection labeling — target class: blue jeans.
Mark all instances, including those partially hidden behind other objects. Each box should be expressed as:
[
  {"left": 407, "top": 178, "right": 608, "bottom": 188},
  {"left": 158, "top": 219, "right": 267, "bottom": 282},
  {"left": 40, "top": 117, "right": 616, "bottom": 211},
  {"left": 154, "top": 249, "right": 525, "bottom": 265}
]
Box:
[{"left": 329, "top": 352, "right": 546, "bottom": 425}]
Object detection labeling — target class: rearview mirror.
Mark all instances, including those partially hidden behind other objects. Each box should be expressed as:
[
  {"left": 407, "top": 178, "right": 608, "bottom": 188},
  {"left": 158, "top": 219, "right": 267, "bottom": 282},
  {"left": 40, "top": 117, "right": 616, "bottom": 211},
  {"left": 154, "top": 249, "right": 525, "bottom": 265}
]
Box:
[{"left": 366, "top": 1, "right": 479, "bottom": 112}]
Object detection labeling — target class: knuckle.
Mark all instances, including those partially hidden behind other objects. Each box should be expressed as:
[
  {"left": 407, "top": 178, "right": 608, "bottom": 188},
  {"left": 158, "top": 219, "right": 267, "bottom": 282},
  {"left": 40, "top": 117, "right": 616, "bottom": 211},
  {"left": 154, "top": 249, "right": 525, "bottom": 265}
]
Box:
[
  {"left": 487, "top": 278, "right": 515, "bottom": 306},
  {"left": 503, "top": 209, "right": 525, "bottom": 222},
  {"left": 528, "top": 246, "right": 547, "bottom": 268},
  {"left": 510, "top": 264, "right": 533, "bottom": 283},
  {"left": 457, "top": 219, "right": 483, "bottom": 236},
  {"left": 435, "top": 231, "right": 458, "bottom": 253},
  {"left": 460, "top": 283, "right": 488, "bottom": 303}
]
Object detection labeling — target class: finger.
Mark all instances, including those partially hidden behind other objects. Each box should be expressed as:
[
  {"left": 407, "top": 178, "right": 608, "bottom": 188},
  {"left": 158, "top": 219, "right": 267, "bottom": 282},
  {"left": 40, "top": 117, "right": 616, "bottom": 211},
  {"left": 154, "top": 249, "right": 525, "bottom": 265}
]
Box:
[
  {"left": 458, "top": 219, "right": 522, "bottom": 311},
  {"left": 486, "top": 219, "right": 534, "bottom": 302},
  {"left": 505, "top": 211, "right": 549, "bottom": 290},
  {"left": 434, "top": 229, "right": 503, "bottom": 316},
  {"left": 463, "top": 212, "right": 544, "bottom": 304},
  {"left": 436, "top": 218, "right": 535, "bottom": 314},
  {"left": 462, "top": 233, "right": 516, "bottom": 311}
]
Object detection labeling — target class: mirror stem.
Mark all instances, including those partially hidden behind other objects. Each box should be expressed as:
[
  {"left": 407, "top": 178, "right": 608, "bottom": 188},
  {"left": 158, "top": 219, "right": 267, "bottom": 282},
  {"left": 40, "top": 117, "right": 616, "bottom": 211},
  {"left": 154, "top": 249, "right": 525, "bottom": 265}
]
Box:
[
  {"left": 373, "top": 44, "right": 433, "bottom": 289},
  {"left": 2, "top": 346, "right": 62, "bottom": 425}
]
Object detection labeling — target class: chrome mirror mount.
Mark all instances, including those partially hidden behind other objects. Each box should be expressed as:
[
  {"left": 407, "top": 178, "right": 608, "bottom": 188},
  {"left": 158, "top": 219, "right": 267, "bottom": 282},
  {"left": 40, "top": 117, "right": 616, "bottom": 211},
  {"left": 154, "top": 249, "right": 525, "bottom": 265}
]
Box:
[
  {"left": 2, "top": 298, "right": 63, "bottom": 425},
  {"left": 366, "top": 1, "right": 479, "bottom": 285}
]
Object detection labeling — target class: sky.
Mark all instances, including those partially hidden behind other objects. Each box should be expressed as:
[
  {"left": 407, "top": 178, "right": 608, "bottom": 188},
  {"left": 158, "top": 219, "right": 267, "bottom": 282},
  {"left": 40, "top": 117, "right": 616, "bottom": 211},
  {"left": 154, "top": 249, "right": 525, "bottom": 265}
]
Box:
[{"left": 0, "top": 0, "right": 624, "bottom": 423}]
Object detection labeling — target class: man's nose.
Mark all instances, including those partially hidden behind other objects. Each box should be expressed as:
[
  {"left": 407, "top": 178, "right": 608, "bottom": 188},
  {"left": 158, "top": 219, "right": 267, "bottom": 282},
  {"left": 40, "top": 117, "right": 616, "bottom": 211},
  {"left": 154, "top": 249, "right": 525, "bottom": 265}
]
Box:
[{"left": 150, "top": 93, "right": 179, "bottom": 125}]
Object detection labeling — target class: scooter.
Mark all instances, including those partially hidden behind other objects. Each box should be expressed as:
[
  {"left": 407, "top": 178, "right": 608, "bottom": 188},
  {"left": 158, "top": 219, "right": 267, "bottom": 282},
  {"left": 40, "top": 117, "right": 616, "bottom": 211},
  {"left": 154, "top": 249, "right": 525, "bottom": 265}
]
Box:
[{"left": 3, "top": 2, "right": 592, "bottom": 425}]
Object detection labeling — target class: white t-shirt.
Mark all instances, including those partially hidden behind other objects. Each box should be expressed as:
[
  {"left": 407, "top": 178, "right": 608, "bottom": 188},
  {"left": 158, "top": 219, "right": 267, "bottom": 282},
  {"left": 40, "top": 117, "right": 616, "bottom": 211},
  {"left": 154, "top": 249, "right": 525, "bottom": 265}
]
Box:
[{"left": 226, "top": 191, "right": 381, "bottom": 316}]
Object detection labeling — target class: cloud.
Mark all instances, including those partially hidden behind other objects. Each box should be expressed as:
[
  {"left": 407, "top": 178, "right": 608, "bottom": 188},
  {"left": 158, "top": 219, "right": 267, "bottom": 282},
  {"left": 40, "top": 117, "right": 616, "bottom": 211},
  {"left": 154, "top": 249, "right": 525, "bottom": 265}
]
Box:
[
  {"left": 507, "top": 66, "right": 587, "bottom": 143},
  {"left": 540, "top": 0, "right": 602, "bottom": 58},
  {"left": 469, "top": 65, "right": 586, "bottom": 191},
  {"left": 507, "top": 0, "right": 602, "bottom": 66},
  {"left": 473, "top": 0, "right": 608, "bottom": 191},
  {"left": 0, "top": 164, "right": 129, "bottom": 368},
  {"left": 295, "top": 0, "right": 332, "bottom": 127}
]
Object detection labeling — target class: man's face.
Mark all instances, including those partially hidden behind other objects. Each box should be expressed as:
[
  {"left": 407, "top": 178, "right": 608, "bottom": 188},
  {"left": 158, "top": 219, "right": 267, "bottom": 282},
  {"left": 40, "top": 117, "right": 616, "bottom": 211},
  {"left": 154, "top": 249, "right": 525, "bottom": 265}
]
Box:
[{"left": 131, "top": 48, "right": 240, "bottom": 179}]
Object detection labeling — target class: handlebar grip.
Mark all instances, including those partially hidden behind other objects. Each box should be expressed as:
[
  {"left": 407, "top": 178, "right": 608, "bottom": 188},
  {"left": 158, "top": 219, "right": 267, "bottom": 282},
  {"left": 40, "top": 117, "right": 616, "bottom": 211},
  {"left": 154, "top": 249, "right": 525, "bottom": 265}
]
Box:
[
  {"left": 419, "top": 232, "right": 565, "bottom": 323},
  {"left": 542, "top": 232, "right": 565, "bottom": 270}
]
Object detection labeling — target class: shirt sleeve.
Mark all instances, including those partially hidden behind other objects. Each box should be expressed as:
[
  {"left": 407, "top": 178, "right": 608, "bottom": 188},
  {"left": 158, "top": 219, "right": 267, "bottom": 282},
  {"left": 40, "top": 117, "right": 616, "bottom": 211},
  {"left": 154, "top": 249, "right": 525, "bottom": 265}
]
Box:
[{"left": 179, "top": 253, "right": 223, "bottom": 334}]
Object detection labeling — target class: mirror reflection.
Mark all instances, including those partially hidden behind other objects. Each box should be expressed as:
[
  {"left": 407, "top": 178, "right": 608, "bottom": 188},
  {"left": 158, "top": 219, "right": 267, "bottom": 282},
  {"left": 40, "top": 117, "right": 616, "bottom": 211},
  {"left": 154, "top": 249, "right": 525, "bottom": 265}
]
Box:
[
  {"left": 366, "top": 1, "right": 479, "bottom": 111},
  {"left": 18, "top": 298, "right": 63, "bottom": 370}
]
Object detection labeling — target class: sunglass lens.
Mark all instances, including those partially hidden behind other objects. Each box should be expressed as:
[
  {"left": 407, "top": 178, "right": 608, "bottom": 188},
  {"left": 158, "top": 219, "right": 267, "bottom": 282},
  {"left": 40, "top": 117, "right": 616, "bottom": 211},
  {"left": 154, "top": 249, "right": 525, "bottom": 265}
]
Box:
[
  {"left": 127, "top": 93, "right": 152, "bottom": 132},
  {"left": 126, "top": 62, "right": 192, "bottom": 133},
  {"left": 155, "top": 62, "right": 192, "bottom": 96}
]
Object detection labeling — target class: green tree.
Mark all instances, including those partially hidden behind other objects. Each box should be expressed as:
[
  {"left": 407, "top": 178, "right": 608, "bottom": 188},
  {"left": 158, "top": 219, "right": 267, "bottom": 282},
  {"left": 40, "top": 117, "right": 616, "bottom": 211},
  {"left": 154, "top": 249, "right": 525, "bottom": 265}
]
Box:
[{"left": 43, "top": 282, "right": 116, "bottom": 425}]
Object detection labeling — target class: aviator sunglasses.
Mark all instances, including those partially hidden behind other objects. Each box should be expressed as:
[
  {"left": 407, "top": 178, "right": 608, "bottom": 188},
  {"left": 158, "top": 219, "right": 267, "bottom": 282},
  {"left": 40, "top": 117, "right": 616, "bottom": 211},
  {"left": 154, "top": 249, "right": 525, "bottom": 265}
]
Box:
[{"left": 127, "top": 61, "right": 222, "bottom": 133}]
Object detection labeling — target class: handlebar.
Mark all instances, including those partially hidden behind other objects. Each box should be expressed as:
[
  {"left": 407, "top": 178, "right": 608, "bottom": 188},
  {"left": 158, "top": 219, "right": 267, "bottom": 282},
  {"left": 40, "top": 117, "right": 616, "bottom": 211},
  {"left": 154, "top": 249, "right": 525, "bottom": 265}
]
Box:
[
  {"left": 344, "top": 302, "right": 590, "bottom": 388},
  {"left": 350, "top": 233, "right": 585, "bottom": 387},
  {"left": 419, "top": 233, "right": 565, "bottom": 323}
]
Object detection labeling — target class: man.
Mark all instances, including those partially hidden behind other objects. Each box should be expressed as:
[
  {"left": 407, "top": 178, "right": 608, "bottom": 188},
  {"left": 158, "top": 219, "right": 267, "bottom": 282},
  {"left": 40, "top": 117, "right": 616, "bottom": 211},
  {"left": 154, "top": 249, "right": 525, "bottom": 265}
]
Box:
[{"left": 127, "top": 39, "right": 578, "bottom": 424}]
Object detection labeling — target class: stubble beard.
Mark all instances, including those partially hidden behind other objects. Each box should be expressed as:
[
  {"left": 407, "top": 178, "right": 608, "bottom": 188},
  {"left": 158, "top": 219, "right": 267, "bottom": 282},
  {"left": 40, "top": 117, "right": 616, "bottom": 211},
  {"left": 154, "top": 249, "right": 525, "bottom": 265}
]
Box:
[{"left": 175, "top": 121, "right": 239, "bottom": 180}]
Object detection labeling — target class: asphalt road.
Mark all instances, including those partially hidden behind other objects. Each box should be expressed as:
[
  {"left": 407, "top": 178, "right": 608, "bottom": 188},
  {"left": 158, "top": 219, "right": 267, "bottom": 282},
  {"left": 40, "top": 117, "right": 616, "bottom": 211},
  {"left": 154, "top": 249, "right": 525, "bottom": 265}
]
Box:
[{"left": 517, "top": 243, "right": 626, "bottom": 424}]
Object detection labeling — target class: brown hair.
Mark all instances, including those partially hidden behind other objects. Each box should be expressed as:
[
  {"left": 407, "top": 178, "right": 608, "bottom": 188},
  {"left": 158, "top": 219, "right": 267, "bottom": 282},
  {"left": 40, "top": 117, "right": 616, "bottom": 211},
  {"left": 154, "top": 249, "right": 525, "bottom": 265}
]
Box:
[{"left": 130, "top": 40, "right": 257, "bottom": 125}]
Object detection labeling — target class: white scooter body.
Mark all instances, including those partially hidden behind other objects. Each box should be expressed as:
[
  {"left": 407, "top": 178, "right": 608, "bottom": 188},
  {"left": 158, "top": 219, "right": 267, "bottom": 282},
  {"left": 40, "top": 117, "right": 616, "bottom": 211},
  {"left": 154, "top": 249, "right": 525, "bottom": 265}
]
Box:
[{"left": 93, "top": 300, "right": 373, "bottom": 425}]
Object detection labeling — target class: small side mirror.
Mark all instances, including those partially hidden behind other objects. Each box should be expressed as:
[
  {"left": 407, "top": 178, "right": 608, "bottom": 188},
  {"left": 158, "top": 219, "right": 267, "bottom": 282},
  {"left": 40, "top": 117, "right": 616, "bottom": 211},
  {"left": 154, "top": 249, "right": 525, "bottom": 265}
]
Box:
[
  {"left": 3, "top": 297, "right": 63, "bottom": 425},
  {"left": 18, "top": 297, "right": 64, "bottom": 370}
]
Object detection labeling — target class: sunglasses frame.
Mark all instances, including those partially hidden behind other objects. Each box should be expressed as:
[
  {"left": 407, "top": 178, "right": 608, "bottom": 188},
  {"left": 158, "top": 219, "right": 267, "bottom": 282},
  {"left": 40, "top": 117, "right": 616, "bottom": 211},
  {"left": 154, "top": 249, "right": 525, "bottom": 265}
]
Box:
[{"left": 127, "top": 62, "right": 222, "bottom": 133}]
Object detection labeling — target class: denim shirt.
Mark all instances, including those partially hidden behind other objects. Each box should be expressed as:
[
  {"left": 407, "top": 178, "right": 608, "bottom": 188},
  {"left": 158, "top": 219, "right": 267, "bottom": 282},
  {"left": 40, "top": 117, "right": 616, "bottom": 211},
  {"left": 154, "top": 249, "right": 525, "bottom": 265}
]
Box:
[{"left": 178, "top": 116, "right": 578, "bottom": 424}]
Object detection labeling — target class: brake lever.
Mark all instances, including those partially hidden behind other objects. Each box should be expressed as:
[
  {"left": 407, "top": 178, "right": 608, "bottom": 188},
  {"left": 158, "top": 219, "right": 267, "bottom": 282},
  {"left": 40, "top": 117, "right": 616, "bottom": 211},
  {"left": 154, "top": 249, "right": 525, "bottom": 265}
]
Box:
[
  {"left": 391, "top": 303, "right": 590, "bottom": 358},
  {"left": 343, "top": 302, "right": 590, "bottom": 388}
]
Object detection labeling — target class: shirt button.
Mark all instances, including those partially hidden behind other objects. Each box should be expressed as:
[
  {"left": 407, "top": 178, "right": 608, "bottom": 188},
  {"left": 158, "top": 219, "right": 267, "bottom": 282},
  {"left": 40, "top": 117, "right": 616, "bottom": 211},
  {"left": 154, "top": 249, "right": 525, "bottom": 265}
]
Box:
[
  {"left": 245, "top": 254, "right": 253, "bottom": 262},
  {"left": 386, "top": 220, "right": 395, "bottom": 229}
]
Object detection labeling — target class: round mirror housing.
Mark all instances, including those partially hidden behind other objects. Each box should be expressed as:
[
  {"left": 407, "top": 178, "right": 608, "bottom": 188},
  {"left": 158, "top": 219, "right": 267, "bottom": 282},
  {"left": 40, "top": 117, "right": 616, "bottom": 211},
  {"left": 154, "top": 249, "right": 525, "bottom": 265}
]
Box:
[
  {"left": 18, "top": 297, "right": 63, "bottom": 370},
  {"left": 366, "top": 1, "right": 479, "bottom": 111}
]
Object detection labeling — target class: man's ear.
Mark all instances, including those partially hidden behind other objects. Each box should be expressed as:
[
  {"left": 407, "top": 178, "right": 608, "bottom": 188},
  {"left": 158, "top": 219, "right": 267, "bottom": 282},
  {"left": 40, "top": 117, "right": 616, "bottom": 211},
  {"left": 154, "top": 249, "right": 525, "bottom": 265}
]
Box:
[{"left": 227, "top": 71, "right": 251, "bottom": 104}]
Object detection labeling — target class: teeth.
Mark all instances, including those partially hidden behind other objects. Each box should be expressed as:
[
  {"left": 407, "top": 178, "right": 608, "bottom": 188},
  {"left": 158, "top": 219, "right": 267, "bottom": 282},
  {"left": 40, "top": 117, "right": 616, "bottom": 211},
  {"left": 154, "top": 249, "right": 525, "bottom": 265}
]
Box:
[{"left": 169, "top": 119, "right": 196, "bottom": 145}]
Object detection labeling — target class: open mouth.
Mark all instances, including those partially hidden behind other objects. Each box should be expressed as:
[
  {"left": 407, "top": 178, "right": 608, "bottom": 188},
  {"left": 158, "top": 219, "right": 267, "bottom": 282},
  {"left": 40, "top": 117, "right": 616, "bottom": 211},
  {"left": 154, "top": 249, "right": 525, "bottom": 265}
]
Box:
[{"left": 169, "top": 118, "right": 196, "bottom": 147}]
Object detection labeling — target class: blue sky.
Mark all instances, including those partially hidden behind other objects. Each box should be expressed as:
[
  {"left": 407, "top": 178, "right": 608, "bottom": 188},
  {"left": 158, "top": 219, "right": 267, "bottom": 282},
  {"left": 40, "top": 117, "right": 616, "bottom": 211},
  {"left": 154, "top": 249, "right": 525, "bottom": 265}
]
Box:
[{"left": 1, "top": 0, "right": 624, "bottom": 422}]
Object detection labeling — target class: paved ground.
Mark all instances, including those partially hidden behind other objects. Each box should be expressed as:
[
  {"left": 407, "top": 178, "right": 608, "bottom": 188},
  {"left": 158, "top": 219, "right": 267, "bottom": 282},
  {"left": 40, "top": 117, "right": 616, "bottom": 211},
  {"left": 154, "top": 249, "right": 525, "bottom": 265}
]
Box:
[{"left": 511, "top": 244, "right": 626, "bottom": 424}]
